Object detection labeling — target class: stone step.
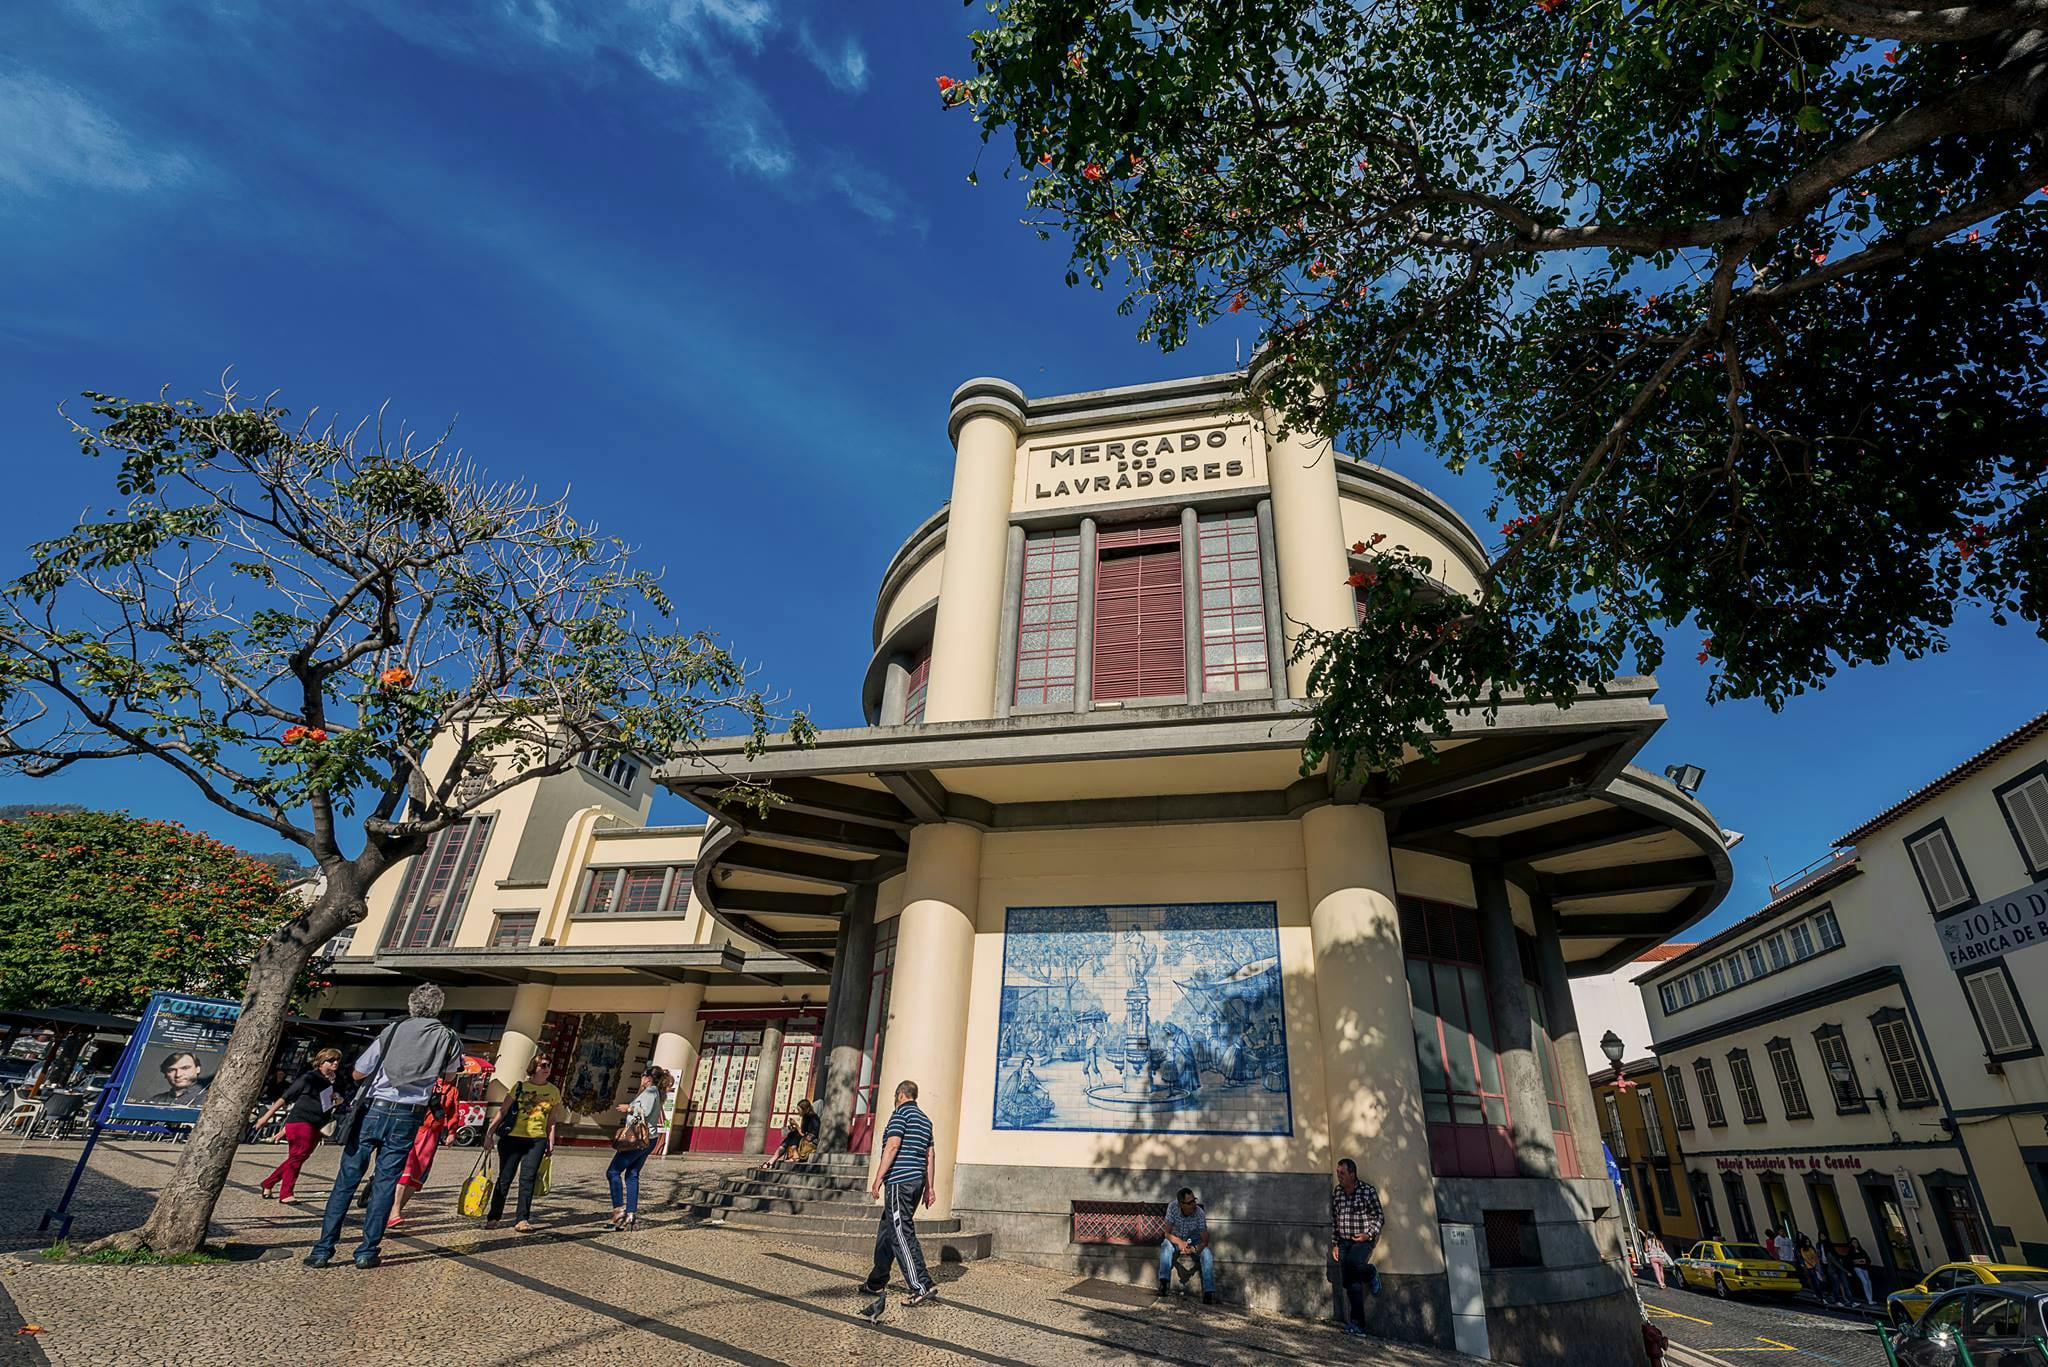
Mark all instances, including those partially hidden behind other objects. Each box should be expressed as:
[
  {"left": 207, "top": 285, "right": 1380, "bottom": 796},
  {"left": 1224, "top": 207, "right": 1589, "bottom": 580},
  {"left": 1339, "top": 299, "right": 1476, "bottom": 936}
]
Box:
[
  {"left": 737, "top": 1168, "right": 869, "bottom": 1192},
  {"left": 687, "top": 1191, "right": 871, "bottom": 1217},
  {"left": 722, "top": 1177, "right": 872, "bottom": 1202},
  {"left": 714, "top": 1208, "right": 965, "bottom": 1237},
  {"left": 703, "top": 1219, "right": 993, "bottom": 1263}
]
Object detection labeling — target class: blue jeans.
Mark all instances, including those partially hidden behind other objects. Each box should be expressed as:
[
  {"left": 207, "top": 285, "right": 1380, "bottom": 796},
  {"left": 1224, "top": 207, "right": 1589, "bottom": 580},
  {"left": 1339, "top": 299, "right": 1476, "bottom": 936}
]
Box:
[
  {"left": 607, "top": 1146, "right": 652, "bottom": 1214},
  {"left": 1159, "top": 1239, "right": 1216, "bottom": 1293},
  {"left": 311, "top": 1103, "right": 423, "bottom": 1262}
]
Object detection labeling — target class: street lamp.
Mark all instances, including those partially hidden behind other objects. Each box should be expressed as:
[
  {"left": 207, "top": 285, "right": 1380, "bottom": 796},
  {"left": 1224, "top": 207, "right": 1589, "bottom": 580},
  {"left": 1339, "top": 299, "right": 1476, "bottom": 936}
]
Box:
[
  {"left": 1825, "top": 1059, "right": 1888, "bottom": 1111},
  {"left": 1600, "top": 1030, "right": 1626, "bottom": 1068}
]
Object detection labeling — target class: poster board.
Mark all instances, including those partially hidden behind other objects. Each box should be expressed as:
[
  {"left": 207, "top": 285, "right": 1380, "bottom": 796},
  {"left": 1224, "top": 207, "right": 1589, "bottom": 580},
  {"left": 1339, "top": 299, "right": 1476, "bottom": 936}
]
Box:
[{"left": 102, "top": 992, "right": 241, "bottom": 1125}]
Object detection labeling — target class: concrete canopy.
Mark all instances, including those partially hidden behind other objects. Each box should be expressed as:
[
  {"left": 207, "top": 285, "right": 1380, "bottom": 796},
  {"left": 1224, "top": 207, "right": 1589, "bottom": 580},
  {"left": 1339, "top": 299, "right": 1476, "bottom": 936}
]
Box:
[{"left": 660, "top": 681, "right": 1732, "bottom": 976}]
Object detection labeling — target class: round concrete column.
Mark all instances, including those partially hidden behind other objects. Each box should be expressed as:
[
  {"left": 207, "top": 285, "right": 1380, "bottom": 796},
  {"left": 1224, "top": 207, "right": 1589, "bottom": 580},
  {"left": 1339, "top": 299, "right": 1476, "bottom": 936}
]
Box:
[
  {"left": 743, "top": 1021, "right": 787, "bottom": 1155},
  {"left": 1301, "top": 803, "right": 1444, "bottom": 1274},
  {"left": 927, "top": 379, "right": 1026, "bottom": 723},
  {"left": 490, "top": 981, "right": 554, "bottom": 1100},
  {"left": 1254, "top": 368, "right": 1353, "bottom": 696},
  {"left": 653, "top": 981, "right": 705, "bottom": 1149},
  {"left": 875, "top": 821, "right": 982, "bottom": 1217}
]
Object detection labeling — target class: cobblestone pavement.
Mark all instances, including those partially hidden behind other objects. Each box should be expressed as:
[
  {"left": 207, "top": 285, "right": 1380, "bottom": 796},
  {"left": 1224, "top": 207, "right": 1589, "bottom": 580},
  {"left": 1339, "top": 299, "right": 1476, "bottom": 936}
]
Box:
[
  {"left": 1641, "top": 1277, "right": 1893, "bottom": 1365},
  {"left": 0, "top": 1139, "right": 1466, "bottom": 1366}
]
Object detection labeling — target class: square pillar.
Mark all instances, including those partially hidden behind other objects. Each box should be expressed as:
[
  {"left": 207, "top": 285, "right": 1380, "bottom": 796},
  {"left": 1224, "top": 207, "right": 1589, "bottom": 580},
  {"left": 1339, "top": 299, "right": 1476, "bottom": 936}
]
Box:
[
  {"left": 1300, "top": 802, "right": 1444, "bottom": 1275},
  {"left": 1473, "top": 864, "right": 1558, "bottom": 1178}
]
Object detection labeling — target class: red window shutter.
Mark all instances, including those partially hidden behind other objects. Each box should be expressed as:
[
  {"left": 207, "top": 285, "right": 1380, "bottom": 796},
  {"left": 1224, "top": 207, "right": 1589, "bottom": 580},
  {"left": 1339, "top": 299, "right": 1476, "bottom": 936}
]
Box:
[{"left": 1092, "top": 522, "right": 1184, "bottom": 701}]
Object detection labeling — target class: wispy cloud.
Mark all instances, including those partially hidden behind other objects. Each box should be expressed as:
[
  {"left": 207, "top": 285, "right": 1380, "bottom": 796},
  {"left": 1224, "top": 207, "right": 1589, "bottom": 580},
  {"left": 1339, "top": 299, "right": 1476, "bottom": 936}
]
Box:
[
  {"left": 797, "top": 21, "right": 869, "bottom": 93},
  {"left": 0, "top": 67, "right": 192, "bottom": 197},
  {"left": 826, "top": 156, "right": 928, "bottom": 236}
]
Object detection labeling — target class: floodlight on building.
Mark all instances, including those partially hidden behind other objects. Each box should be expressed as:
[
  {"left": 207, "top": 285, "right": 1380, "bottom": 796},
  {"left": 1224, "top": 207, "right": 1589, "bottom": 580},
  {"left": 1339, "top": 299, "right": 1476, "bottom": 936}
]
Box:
[
  {"left": 1664, "top": 763, "right": 1707, "bottom": 794},
  {"left": 1721, "top": 829, "right": 1745, "bottom": 851}
]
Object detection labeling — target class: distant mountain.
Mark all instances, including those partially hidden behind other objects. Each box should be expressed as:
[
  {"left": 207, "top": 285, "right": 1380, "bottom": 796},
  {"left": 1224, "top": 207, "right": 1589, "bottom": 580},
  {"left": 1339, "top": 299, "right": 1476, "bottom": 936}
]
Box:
[{"left": 0, "top": 803, "right": 90, "bottom": 819}]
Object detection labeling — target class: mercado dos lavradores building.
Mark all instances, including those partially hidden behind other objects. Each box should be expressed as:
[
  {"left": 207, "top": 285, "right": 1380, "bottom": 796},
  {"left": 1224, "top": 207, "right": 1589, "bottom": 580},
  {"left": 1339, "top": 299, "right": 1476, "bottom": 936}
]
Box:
[{"left": 654, "top": 365, "right": 1736, "bottom": 1365}]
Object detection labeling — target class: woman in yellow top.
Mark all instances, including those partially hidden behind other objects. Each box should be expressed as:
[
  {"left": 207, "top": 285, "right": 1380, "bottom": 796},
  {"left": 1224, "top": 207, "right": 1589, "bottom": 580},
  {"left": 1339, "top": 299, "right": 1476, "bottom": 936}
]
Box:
[{"left": 485, "top": 1056, "right": 560, "bottom": 1231}]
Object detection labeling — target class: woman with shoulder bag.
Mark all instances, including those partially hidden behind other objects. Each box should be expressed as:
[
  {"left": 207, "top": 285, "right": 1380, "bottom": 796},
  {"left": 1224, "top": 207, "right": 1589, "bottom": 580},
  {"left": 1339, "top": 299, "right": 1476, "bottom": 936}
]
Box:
[
  {"left": 485, "top": 1056, "right": 559, "bottom": 1232},
  {"left": 254, "top": 1048, "right": 345, "bottom": 1203},
  {"left": 605, "top": 1065, "right": 669, "bottom": 1231}
]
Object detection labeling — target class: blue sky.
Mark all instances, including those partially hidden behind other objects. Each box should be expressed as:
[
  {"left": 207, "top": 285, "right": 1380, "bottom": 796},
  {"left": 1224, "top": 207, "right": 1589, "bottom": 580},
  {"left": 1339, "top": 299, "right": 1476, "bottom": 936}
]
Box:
[{"left": 1, "top": 0, "right": 2041, "bottom": 940}]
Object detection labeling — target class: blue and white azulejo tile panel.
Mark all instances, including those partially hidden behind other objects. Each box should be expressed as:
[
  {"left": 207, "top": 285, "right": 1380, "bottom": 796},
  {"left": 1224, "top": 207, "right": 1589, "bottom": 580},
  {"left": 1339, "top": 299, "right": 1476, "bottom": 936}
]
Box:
[{"left": 993, "top": 902, "right": 1292, "bottom": 1136}]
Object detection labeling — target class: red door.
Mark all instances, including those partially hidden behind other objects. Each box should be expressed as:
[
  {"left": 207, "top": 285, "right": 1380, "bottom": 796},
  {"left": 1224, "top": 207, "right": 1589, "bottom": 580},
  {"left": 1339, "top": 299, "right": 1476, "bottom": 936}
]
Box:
[{"left": 678, "top": 1029, "right": 760, "bottom": 1152}]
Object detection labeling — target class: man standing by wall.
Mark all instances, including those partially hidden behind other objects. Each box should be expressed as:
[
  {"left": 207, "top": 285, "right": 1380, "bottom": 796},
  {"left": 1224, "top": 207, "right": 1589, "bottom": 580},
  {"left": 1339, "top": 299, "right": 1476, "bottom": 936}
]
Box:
[
  {"left": 1331, "top": 1158, "right": 1385, "bottom": 1337},
  {"left": 306, "top": 984, "right": 463, "bottom": 1269},
  {"left": 859, "top": 1080, "right": 938, "bottom": 1319}
]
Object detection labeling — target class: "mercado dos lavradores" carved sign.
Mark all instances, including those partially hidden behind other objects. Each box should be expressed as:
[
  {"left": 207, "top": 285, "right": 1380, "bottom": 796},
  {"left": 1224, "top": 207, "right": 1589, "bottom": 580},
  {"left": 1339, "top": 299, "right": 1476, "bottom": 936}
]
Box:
[{"left": 1015, "top": 423, "right": 1265, "bottom": 510}]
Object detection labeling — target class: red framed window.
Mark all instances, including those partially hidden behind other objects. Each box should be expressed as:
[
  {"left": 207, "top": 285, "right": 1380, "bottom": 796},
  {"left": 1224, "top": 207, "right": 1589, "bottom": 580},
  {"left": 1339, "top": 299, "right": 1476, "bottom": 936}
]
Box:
[
  {"left": 903, "top": 647, "right": 931, "bottom": 725},
  {"left": 1529, "top": 984, "right": 1582, "bottom": 1177},
  {"left": 1196, "top": 510, "right": 1268, "bottom": 692},
  {"left": 1014, "top": 530, "right": 1082, "bottom": 708},
  {"left": 381, "top": 816, "right": 494, "bottom": 950},
  {"left": 1401, "top": 897, "right": 1517, "bottom": 1177},
  {"left": 1093, "top": 521, "right": 1185, "bottom": 702}
]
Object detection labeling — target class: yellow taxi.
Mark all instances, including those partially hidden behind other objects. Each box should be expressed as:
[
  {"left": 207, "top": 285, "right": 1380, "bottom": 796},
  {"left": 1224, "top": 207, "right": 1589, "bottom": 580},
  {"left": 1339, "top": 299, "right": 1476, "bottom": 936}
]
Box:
[
  {"left": 1674, "top": 1241, "right": 1803, "bottom": 1298},
  {"left": 1886, "top": 1261, "right": 2048, "bottom": 1327}
]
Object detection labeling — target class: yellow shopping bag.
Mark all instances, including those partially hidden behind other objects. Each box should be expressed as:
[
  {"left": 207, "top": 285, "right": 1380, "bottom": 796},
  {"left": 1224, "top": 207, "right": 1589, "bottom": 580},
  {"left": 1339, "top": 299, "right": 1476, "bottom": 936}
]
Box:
[
  {"left": 458, "top": 1153, "right": 495, "bottom": 1218},
  {"left": 534, "top": 1152, "right": 553, "bottom": 1200}
]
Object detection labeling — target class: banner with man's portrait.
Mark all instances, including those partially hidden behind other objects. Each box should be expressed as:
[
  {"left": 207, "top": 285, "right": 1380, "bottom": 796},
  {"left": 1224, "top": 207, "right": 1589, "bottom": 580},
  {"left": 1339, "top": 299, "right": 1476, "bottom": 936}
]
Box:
[{"left": 106, "top": 993, "right": 241, "bottom": 1124}]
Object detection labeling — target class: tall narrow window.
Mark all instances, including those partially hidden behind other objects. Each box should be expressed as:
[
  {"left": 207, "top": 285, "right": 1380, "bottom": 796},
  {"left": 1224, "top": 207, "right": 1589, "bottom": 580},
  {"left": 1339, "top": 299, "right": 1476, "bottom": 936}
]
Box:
[
  {"left": 1962, "top": 965, "right": 2037, "bottom": 1057},
  {"left": 380, "top": 816, "right": 494, "bottom": 950},
  {"left": 1728, "top": 1049, "right": 1766, "bottom": 1123},
  {"left": 1766, "top": 1037, "right": 1812, "bottom": 1119},
  {"left": 1092, "top": 521, "right": 1185, "bottom": 702},
  {"left": 1665, "top": 1066, "right": 1694, "bottom": 1129},
  {"left": 1814, "top": 908, "right": 1843, "bottom": 950},
  {"left": 1602, "top": 1091, "right": 1627, "bottom": 1159},
  {"left": 1871, "top": 1008, "right": 1935, "bottom": 1107},
  {"left": 902, "top": 645, "right": 931, "bottom": 725},
  {"left": 1402, "top": 898, "right": 1516, "bottom": 1178},
  {"left": 1906, "top": 824, "right": 1974, "bottom": 913},
  {"left": 1013, "top": 530, "right": 1081, "bottom": 708},
  {"left": 1996, "top": 765, "right": 2048, "bottom": 877},
  {"left": 1693, "top": 1058, "right": 1728, "bottom": 1126},
  {"left": 1813, "top": 1026, "right": 1866, "bottom": 1114},
  {"left": 1196, "top": 510, "right": 1268, "bottom": 693},
  {"left": 1640, "top": 1084, "right": 1668, "bottom": 1157}
]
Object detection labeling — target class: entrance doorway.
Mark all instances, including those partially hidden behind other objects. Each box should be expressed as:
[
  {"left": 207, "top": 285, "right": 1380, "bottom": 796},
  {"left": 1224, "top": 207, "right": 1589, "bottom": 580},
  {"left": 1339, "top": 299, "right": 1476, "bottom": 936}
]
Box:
[
  {"left": 1691, "top": 1171, "right": 1721, "bottom": 1240},
  {"left": 1859, "top": 1172, "right": 1918, "bottom": 1277},
  {"left": 1760, "top": 1174, "right": 1799, "bottom": 1239},
  {"left": 1926, "top": 1175, "right": 1992, "bottom": 1262},
  {"left": 765, "top": 1031, "right": 818, "bottom": 1148},
  {"left": 679, "top": 1028, "right": 762, "bottom": 1152},
  {"left": 1807, "top": 1173, "right": 1851, "bottom": 1249},
  {"left": 1723, "top": 1172, "right": 1758, "bottom": 1243}
]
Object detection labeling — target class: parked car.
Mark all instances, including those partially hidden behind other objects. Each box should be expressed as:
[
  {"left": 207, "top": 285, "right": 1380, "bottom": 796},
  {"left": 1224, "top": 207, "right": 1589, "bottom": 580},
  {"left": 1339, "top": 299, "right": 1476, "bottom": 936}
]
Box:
[
  {"left": 1890, "top": 1262, "right": 2048, "bottom": 1328},
  {"left": 1890, "top": 1281, "right": 2048, "bottom": 1365},
  {"left": 1674, "top": 1240, "right": 1803, "bottom": 1298}
]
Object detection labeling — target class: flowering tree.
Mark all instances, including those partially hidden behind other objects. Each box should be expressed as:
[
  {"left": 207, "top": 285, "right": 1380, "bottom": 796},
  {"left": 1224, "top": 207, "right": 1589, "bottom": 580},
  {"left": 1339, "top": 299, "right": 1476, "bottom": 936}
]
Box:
[
  {"left": 0, "top": 380, "right": 805, "bottom": 1253},
  {"left": 952, "top": 0, "right": 2048, "bottom": 775},
  {"left": 0, "top": 809, "right": 319, "bottom": 1017}
]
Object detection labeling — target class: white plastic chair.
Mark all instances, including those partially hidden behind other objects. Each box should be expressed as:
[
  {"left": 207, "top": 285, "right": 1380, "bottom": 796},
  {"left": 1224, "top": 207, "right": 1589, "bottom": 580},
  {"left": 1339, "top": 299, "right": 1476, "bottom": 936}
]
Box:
[{"left": 4, "top": 1088, "right": 46, "bottom": 1141}]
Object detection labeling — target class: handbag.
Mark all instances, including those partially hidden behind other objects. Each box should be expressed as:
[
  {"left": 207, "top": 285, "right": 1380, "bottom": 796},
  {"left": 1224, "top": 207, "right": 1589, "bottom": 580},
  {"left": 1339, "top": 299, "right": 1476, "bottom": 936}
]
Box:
[
  {"left": 458, "top": 1151, "right": 495, "bottom": 1218},
  {"left": 534, "top": 1152, "right": 553, "bottom": 1199},
  {"left": 612, "top": 1111, "right": 651, "bottom": 1153}
]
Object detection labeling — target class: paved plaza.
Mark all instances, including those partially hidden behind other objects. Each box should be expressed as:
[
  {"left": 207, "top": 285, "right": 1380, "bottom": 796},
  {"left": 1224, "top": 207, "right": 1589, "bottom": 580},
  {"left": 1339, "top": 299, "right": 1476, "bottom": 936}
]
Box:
[{"left": 0, "top": 1139, "right": 1465, "bottom": 1366}]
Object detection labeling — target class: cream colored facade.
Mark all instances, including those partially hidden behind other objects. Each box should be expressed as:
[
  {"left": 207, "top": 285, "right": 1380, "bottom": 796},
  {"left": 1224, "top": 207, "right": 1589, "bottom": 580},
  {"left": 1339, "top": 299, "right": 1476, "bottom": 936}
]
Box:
[
  {"left": 320, "top": 727, "right": 830, "bottom": 1153},
  {"left": 665, "top": 368, "right": 1741, "bottom": 1366},
  {"left": 1638, "top": 714, "right": 2048, "bottom": 1291}
]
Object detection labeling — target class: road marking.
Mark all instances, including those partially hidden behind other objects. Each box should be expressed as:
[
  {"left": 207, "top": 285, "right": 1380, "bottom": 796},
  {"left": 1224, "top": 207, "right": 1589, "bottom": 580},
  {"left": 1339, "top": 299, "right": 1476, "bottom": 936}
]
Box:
[{"left": 1647, "top": 1303, "right": 1718, "bottom": 1326}]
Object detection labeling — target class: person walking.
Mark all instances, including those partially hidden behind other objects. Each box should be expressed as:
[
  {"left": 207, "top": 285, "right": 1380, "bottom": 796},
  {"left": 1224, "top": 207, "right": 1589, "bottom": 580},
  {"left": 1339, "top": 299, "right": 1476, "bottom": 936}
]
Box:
[
  {"left": 389, "top": 1068, "right": 466, "bottom": 1228},
  {"left": 485, "top": 1055, "right": 561, "bottom": 1232},
  {"left": 1330, "top": 1158, "right": 1385, "bottom": 1338},
  {"left": 255, "top": 1048, "right": 345, "bottom": 1204},
  {"left": 606, "top": 1064, "right": 669, "bottom": 1230},
  {"left": 858, "top": 1080, "right": 938, "bottom": 1322},
  {"left": 305, "top": 986, "right": 464, "bottom": 1269},
  {"left": 1641, "top": 1230, "right": 1671, "bottom": 1288}
]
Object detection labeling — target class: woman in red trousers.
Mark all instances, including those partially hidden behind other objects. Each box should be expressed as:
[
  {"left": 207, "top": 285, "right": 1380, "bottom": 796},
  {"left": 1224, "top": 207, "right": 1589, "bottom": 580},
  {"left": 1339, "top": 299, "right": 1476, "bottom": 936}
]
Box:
[{"left": 255, "top": 1048, "right": 345, "bottom": 1203}]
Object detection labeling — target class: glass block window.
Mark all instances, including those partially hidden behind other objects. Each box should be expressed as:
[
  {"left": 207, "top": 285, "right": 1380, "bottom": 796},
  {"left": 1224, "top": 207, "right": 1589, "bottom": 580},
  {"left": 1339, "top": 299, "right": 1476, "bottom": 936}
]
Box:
[
  {"left": 1196, "top": 510, "right": 1268, "bottom": 693},
  {"left": 1402, "top": 898, "right": 1516, "bottom": 1178},
  {"left": 1014, "top": 530, "right": 1082, "bottom": 708},
  {"left": 903, "top": 646, "right": 931, "bottom": 725},
  {"left": 381, "top": 816, "right": 494, "bottom": 950}
]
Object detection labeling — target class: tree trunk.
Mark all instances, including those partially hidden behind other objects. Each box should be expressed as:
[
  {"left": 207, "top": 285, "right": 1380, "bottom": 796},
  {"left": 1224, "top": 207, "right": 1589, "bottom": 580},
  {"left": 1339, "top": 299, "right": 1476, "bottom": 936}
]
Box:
[{"left": 87, "top": 884, "right": 364, "bottom": 1255}]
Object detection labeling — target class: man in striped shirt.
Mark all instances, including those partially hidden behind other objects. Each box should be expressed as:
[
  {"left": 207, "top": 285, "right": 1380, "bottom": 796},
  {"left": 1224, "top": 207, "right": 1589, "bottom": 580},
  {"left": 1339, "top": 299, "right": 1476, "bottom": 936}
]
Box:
[{"left": 859, "top": 1079, "right": 937, "bottom": 1319}]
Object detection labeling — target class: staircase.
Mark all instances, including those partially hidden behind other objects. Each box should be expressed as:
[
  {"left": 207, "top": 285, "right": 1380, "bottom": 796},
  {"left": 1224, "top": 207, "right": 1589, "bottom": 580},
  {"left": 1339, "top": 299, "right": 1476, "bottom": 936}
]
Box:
[{"left": 677, "top": 1151, "right": 993, "bottom": 1262}]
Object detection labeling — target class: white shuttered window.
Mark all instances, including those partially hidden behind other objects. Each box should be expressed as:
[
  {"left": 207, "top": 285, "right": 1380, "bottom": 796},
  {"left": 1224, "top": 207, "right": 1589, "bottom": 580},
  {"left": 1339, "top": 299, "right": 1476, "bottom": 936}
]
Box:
[
  {"left": 1998, "top": 770, "right": 2048, "bottom": 875},
  {"left": 1908, "top": 828, "right": 1972, "bottom": 912},
  {"left": 1962, "top": 968, "right": 2035, "bottom": 1057}
]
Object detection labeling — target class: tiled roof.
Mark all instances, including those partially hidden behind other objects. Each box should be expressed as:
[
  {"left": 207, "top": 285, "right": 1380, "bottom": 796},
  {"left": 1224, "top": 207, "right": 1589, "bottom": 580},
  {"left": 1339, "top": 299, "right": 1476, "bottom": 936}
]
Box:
[
  {"left": 1633, "top": 943, "right": 1697, "bottom": 963},
  {"left": 1837, "top": 710, "right": 2048, "bottom": 847}
]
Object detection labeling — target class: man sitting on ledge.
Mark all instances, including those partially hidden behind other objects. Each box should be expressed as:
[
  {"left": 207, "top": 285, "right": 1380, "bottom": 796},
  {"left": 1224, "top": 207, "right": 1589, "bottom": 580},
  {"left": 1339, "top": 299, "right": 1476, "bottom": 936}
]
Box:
[{"left": 1159, "top": 1186, "right": 1217, "bottom": 1305}]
